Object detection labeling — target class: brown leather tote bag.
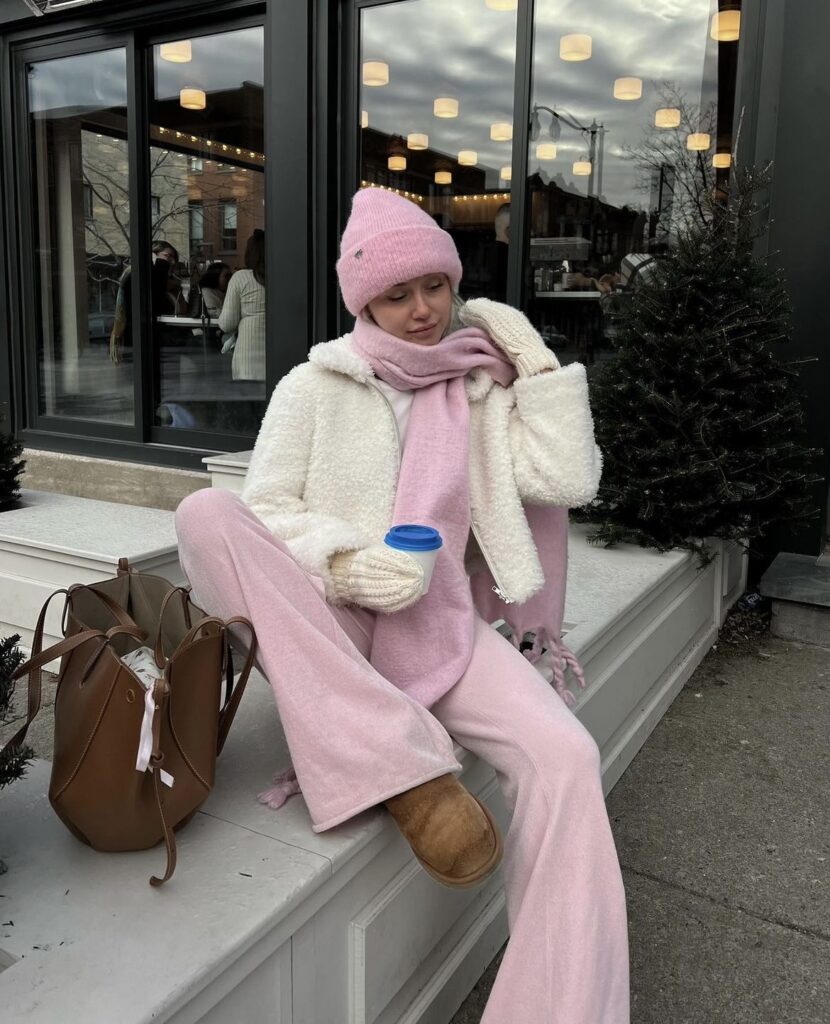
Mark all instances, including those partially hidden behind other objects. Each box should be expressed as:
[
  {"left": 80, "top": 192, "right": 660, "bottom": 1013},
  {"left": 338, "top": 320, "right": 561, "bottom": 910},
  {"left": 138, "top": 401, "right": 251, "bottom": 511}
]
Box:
[{"left": 5, "top": 557, "right": 256, "bottom": 885}]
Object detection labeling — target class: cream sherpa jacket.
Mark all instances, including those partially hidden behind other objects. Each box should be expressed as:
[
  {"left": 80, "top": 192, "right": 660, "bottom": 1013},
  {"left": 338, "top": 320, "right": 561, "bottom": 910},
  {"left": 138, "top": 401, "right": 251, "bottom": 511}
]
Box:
[{"left": 241, "top": 333, "right": 603, "bottom": 606}]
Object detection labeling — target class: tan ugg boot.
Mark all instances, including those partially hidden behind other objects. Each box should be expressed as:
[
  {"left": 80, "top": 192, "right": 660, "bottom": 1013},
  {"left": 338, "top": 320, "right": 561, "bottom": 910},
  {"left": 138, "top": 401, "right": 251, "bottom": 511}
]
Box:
[{"left": 384, "top": 774, "right": 503, "bottom": 889}]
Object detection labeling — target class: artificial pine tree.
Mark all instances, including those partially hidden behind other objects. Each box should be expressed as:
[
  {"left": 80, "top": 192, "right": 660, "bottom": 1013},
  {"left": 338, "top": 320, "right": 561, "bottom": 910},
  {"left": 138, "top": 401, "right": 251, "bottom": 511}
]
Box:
[
  {"left": 0, "top": 416, "right": 25, "bottom": 511},
  {"left": 0, "top": 633, "right": 30, "bottom": 791},
  {"left": 572, "top": 164, "right": 824, "bottom": 567}
]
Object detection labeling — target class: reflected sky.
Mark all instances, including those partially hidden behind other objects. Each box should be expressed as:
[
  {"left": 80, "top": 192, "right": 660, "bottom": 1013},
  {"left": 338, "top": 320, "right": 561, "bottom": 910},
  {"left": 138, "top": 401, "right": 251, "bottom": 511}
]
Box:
[
  {"left": 361, "top": 0, "right": 722, "bottom": 207},
  {"left": 27, "top": 27, "right": 263, "bottom": 116}
]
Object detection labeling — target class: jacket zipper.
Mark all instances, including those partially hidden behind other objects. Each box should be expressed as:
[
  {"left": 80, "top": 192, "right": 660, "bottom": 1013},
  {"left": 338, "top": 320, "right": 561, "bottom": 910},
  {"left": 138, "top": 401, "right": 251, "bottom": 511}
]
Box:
[{"left": 368, "top": 378, "right": 513, "bottom": 605}]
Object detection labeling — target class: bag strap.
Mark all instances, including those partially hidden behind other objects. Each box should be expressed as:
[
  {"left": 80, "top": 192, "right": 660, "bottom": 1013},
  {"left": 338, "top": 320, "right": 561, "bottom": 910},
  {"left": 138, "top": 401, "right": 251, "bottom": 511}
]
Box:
[
  {"left": 153, "top": 585, "right": 195, "bottom": 668},
  {"left": 67, "top": 583, "right": 145, "bottom": 634},
  {"left": 4, "top": 589, "right": 73, "bottom": 755},
  {"left": 216, "top": 617, "right": 257, "bottom": 756},
  {"left": 147, "top": 676, "right": 177, "bottom": 887}
]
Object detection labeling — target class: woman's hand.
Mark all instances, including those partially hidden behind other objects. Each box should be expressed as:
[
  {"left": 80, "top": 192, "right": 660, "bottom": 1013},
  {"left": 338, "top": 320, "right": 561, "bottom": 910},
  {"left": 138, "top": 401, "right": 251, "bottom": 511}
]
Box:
[
  {"left": 459, "top": 297, "right": 560, "bottom": 377},
  {"left": 330, "top": 544, "right": 424, "bottom": 613}
]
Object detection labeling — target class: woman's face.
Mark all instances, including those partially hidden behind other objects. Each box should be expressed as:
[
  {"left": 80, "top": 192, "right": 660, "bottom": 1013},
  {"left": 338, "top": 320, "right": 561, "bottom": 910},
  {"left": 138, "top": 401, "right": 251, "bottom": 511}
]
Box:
[{"left": 365, "top": 273, "right": 452, "bottom": 345}]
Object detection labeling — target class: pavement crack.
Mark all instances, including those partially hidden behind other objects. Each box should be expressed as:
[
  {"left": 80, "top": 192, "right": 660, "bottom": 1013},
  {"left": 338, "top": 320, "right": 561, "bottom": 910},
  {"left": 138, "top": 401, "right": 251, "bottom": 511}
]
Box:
[{"left": 620, "top": 864, "right": 830, "bottom": 943}]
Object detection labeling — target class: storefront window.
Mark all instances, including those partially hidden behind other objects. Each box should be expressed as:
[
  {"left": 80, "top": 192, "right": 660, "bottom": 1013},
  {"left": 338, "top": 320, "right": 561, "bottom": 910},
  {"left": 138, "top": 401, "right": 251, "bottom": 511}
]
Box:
[
  {"left": 148, "top": 25, "right": 265, "bottom": 434},
  {"left": 28, "top": 47, "right": 134, "bottom": 424},
  {"left": 524, "top": 0, "right": 740, "bottom": 365},
  {"left": 357, "top": 0, "right": 519, "bottom": 302}
]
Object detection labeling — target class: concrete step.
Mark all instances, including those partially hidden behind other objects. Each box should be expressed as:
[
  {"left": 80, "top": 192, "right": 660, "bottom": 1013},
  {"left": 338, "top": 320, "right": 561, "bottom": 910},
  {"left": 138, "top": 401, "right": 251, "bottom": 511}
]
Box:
[{"left": 759, "top": 550, "right": 830, "bottom": 645}]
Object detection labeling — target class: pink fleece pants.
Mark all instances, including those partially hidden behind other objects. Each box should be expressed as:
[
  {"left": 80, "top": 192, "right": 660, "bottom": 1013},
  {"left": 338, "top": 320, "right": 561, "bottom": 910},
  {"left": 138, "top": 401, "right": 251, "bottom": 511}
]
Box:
[{"left": 175, "top": 488, "right": 629, "bottom": 1024}]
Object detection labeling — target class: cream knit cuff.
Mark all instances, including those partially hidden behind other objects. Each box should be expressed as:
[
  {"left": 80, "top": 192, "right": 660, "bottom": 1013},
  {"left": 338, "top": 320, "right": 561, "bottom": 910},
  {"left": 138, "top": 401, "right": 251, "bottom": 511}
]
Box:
[{"left": 330, "top": 545, "right": 424, "bottom": 613}]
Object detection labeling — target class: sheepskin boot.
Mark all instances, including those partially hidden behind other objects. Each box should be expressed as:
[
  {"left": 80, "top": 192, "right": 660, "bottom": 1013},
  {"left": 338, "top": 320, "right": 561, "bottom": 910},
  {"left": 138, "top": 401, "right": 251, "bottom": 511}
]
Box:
[{"left": 384, "top": 773, "right": 503, "bottom": 888}]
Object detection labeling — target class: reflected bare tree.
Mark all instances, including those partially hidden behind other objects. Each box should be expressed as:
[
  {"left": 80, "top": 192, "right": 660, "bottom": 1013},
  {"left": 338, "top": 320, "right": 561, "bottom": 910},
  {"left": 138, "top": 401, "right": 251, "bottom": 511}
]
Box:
[{"left": 622, "top": 83, "right": 719, "bottom": 240}]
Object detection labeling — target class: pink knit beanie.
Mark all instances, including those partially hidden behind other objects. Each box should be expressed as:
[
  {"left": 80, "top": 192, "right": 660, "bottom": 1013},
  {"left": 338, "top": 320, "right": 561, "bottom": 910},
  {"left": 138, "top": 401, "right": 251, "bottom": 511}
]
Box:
[{"left": 336, "top": 188, "right": 463, "bottom": 315}]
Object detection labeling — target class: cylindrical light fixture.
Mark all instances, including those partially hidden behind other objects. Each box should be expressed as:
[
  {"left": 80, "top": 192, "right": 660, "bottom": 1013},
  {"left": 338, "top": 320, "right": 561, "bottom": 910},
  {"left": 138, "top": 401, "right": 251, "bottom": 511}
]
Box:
[
  {"left": 485, "top": 0, "right": 517, "bottom": 8},
  {"left": 407, "top": 132, "right": 429, "bottom": 150},
  {"left": 362, "top": 60, "right": 389, "bottom": 86},
  {"left": 160, "top": 40, "right": 192, "bottom": 63},
  {"left": 434, "top": 97, "right": 459, "bottom": 118},
  {"left": 500, "top": 165, "right": 512, "bottom": 181},
  {"left": 710, "top": 7, "right": 741, "bottom": 42},
  {"left": 614, "top": 77, "right": 643, "bottom": 100},
  {"left": 179, "top": 88, "right": 206, "bottom": 110},
  {"left": 536, "top": 142, "right": 557, "bottom": 160},
  {"left": 559, "top": 33, "right": 592, "bottom": 61},
  {"left": 573, "top": 159, "right": 592, "bottom": 176},
  {"left": 713, "top": 152, "right": 732, "bottom": 168},
  {"left": 458, "top": 149, "right": 478, "bottom": 165},
  {"left": 686, "top": 132, "right": 711, "bottom": 151},
  {"left": 490, "top": 121, "right": 512, "bottom": 141},
  {"left": 360, "top": 110, "right": 369, "bottom": 129},
  {"left": 435, "top": 170, "right": 452, "bottom": 184},
  {"left": 388, "top": 154, "right": 406, "bottom": 171},
  {"left": 655, "top": 107, "right": 681, "bottom": 128}
]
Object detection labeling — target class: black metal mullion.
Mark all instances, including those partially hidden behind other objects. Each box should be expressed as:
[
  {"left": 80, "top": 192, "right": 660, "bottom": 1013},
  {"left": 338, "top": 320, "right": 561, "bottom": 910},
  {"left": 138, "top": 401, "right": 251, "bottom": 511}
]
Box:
[
  {"left": 0, "top": 35, "right": 14, "bottom": 435},
  {"left": 12, "top": 42, "right": 41, "bottom": 435},
  {"left": 507, "top": 0, "right": 535, "bottom": 311},
  {"left": 264, "top": 0, "right": 310, "bottom": 389},
  {"left": 126, "top": 33, "right": 151, "bottom": 442}
]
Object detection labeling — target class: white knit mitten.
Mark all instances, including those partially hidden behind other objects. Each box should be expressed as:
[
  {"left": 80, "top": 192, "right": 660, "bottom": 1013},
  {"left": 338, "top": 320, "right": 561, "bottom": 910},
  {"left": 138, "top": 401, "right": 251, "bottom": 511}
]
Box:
[
  {"left": 460, "top": 297, "right": 560, "bottom": 377},
  {"left": 330, "top": 544, "right": 424, "bottom": 613}
]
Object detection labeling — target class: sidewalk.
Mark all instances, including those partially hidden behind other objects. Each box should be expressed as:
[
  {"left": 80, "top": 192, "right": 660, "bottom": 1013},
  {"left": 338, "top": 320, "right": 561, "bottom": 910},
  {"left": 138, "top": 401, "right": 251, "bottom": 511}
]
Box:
[{"left": 452, "top": 603, "right": 830, "bottom": 1023}]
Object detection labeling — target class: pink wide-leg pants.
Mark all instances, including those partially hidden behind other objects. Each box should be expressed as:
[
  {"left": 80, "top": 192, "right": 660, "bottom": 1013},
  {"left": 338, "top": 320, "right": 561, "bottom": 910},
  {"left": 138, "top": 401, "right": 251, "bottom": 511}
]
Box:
[{"left": 175, "top": 488, "right": 629, "bottom": 1024}]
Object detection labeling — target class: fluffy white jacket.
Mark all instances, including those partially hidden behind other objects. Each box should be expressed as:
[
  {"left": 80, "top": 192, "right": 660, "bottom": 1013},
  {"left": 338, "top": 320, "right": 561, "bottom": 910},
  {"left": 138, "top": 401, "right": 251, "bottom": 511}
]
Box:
[{"left": 241, "top": 333, "right": 603, "bottom": 605}]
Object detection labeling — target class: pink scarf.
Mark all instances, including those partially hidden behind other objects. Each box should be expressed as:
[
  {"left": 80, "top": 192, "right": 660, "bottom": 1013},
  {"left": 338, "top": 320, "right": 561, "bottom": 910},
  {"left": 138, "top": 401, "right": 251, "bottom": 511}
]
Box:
[{"left": 350, "top": 316, "right": 586, "bottom": 709}]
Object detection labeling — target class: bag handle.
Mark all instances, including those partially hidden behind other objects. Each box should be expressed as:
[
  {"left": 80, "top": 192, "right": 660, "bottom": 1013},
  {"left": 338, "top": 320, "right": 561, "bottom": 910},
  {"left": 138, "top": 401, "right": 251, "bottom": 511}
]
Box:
[
  {"left": 216, "top": 617, "right": 257, "bottom": 755},
  {"left": 153, "top": 585, "right": 195, "bottom": 668},
  {"left": 4, "top": 589, "right": 117, "bottom": 756}
]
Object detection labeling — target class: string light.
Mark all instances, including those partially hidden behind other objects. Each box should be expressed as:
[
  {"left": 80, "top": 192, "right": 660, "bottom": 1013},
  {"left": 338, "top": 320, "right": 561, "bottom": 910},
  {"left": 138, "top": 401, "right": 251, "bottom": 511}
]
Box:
[
  {"left": 360, "top": 180, "right": 424, "bottom": 202},
  {"left": 150, "top": 124, "right": 266, "bottom": 164}
]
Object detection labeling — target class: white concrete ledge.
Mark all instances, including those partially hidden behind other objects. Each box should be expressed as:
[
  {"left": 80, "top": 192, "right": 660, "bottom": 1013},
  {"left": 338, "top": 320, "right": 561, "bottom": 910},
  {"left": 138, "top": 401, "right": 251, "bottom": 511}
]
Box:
[{"left": 0, "top": 490, "right": 747, "bottom": 1022}]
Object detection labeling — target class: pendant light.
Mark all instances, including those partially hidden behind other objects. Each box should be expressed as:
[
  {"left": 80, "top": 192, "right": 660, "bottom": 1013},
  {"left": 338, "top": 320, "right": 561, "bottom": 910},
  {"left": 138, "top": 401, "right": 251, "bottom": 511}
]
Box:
[
  {"left": 435, "top": 170, "right": 452, "bottom": 184},
  {"left": 500, "top": 166, "right": 512, "bottom": 181},
  {"left": 360, "top": 110, "right": 368, "bottom": 129},
  {"left": 490, "top": 122, "right": 512, "bottom": 141},
  {"left": 484, "top": 0, "right": 517, "bottom": 8},
  {"left": 559, "top": 34, "right": 592, "bottom": 61},
  {"left": 458, "top": 149, "right": 478, "bottom": 166},
  {"left": 713, "top": 152, "right": 732, "bottom": 168},
  {"left": 655, "top": 107, "right": 681, "bottom": 128},
  {"left": 363, "top": 61, "right": 389, "bottom": 86},
  {"left": 160, "top": 40, "right": 192, "bottom": 63},
  {"left": 388, "top": 154, "right": 406, "bottom": 171},
  {"left": 710, "top": 6, "right": 741, "bottom": 42},
  {"left": 614, "top": 77, "right": 642, "bottom": 101},
  {"left": 536, "top": 142, "right": 557, "bottom": 160},
  {"left": 180, "top": 88, "right": 206, "bottom": 111},
  {"left": 573, "top": 159, "right": 592, "bottom": 176},
  {"left": 686, "top": 132, "right": 711, "bottom": 151},
  {"left": 434, "top": 97, "right": 459, "bottom": 118},
  {"left": 407, "top": 133, "right": 429, "bottom": 150}
]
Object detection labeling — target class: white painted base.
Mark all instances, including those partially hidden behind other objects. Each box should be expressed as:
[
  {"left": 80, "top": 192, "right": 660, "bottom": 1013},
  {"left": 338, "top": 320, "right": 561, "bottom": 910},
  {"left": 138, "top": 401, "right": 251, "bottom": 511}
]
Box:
[{"left": 0, "top": 489, "right": 747, "bottom": 1023}]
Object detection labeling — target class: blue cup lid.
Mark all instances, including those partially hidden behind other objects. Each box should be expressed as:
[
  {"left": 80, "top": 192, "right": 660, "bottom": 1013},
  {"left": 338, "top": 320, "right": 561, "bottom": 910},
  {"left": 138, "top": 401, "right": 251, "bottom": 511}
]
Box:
[{"left": 384, "top": 524, "right": 443, "bottom": 552}]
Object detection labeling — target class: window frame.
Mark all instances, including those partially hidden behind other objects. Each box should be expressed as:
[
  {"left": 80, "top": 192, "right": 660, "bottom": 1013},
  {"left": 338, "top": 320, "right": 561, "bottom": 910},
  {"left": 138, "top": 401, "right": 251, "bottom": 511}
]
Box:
[{"left": 0, "top": 0, "right": 307, "bottom": 470}]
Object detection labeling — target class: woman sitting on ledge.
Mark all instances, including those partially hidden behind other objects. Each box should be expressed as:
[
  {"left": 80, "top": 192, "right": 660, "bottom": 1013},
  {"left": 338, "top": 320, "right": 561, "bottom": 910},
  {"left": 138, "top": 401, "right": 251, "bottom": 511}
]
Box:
[{"left": 175, "top": 188, "right": 629, "bottom": 1024}]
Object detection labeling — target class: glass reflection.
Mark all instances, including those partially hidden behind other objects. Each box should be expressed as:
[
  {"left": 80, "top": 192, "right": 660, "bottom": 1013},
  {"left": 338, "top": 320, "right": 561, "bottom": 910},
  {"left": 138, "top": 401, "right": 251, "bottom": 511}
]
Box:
[
  {"left": 525, "top": 0, "right": 739, "bottom": 366},
  {"left": 149, "top": 25, "right": 265, "bottom": 434},
  {"left": 358, "top": 0, "right": 518, "bottom": 302},
  {"left": 28, "top": 48, "right": 134, "bottom": 424}
]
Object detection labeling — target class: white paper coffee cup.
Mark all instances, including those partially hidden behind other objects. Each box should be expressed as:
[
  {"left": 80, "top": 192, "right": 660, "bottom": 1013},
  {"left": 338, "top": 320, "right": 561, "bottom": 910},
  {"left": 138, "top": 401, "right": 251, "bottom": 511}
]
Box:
[{"left": 384, "top": 525, "right": 443, "bottom": 594}]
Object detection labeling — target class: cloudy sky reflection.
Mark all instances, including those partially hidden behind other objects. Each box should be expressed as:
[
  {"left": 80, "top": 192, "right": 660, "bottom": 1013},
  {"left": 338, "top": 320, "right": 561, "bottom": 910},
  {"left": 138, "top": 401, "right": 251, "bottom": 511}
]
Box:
[{"left": 361, "top": 0, "right": 721, "bottom": 207}]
